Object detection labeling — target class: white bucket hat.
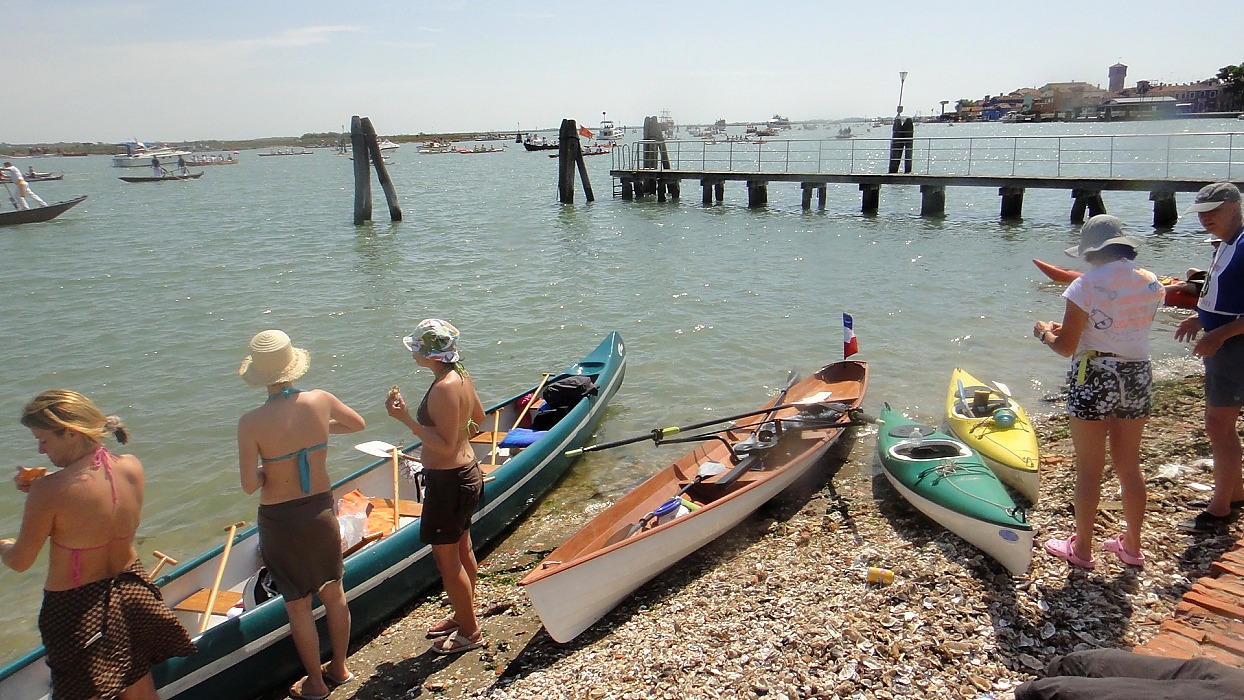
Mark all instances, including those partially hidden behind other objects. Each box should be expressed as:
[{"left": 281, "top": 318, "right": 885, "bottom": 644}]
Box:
[{"left": 1064, "top": 215, "right": 1141, "bottom": 258}]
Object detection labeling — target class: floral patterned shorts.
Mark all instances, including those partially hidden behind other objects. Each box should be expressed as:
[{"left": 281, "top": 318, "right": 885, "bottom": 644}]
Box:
[{"left": 1066, "top": 356, "right": 1152, "bottom": 420}]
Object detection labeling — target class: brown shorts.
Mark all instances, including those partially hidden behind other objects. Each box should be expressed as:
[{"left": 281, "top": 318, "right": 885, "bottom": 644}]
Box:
[
  {"left": 39, "top": 560, "right": 196, "bottom": 700},
  {"left": 420, "top": 462, "right": 483, "bottom": 545},
  {"left": 257, "top": 491, "right": 344, "bottom": 600}
]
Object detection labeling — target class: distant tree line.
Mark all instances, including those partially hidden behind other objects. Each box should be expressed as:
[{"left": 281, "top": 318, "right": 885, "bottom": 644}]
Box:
[{"left": 1217, "top": 63, "right": 1244, "bottom": 111}]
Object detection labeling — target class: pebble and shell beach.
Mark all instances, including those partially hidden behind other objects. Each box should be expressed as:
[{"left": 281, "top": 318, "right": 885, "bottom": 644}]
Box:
[{"left": 262, "top": 374, "right": 1241, "bottom": 699}]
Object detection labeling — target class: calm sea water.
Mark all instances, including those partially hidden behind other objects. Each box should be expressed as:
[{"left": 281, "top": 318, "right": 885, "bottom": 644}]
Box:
[{"left": 0, "top": 120, "right": 1229, "bottom": 662}]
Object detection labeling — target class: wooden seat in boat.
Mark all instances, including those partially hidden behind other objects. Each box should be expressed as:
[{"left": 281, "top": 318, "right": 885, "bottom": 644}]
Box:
[{"left": 174, "top": 589, "right": 243, "bottom": 616}]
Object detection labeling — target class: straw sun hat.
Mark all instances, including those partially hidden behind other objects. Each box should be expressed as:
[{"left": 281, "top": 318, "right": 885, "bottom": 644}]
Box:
[{"left": 238, "top": 330, "right": 310, "bottom": 386}]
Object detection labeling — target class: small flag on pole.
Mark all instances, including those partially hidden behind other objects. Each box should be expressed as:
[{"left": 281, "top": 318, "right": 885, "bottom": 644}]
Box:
[
  {"left": 579, "top": 125, "right": 594, "bottom": 139},
  {"left": 843, "top": 313, "right": 858, "bottom": 358}
]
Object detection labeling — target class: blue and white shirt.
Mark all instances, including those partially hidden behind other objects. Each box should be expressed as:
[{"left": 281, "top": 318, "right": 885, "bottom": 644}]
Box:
[{"left": 1198, "top": 226, "right": 1244, "bottom": 332}]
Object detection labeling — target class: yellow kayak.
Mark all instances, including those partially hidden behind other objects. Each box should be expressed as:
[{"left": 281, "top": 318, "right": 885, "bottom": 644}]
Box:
[{"left": 945, "top": 367, "right": 1040, "bottom": 502}]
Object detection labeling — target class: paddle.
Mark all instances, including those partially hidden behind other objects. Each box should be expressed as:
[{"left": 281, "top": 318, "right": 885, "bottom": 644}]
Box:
[
  {"left": 513, "top": 373, "right": 554, "bottom": 429},
  {"left": 712, "top": 370, "right": 800, "bottom": 483},
  {"left": 149, "top": 550, "right": 178, "bottom": 578},
  {"left": 606, "top": 461, "right": 729, "bottom": 544},
  {"left": 199, "top": 521, "right": 245, "bottom": 634},
  {"left": 565, "top": 370, "right": 804, "bottom": 457}
]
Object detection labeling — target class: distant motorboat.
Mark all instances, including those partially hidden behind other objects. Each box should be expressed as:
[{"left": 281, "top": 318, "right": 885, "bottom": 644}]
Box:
[
  {"left": 111, "top": 141, "right": 193, "bottom": 168},
  {"left": 597, "top": 112, "right": 623, "bottom": 142},
  {"left": 417, "top": 142, "right": 453, "bottom": 154},
  {"left": 377, "top": 139, "right": 400, "bottom": 151}
]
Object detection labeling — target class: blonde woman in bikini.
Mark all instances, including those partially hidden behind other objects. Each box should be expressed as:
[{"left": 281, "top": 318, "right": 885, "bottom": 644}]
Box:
[
  {"left": 1, "top": 390, "right": 195, "bottom": 700},
  {"left": 386, "top": 318, "right": 487, "bottom": 655}
]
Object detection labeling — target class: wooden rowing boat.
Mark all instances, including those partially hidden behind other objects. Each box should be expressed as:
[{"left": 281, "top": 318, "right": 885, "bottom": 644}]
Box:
[
  {"left": 876, "top": 405, "right": 1033, "bottom": 575},
  {"left": 118, "top": 172, "right": 204, "bottom": 183},
  {"left": 945, "top": 368, "right": 1040, "bottom": 503},
  {"left": 0, "top": 196, "right": 87, "bottom": 227},
  {"left": 518, "top": 360, "right": 868, "bottom": 643},
  {"left": 1032, "top": 258, "right": 1198, "bottom": 309},
  {"left": 0, "top": 332, "right": 625, "bottom": 700}
]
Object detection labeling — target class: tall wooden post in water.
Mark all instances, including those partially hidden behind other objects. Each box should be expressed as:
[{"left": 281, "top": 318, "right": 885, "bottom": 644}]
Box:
[
  {"left": 351, "top": 115, "right": 403, "bottom": 225},
  {"left": 557, "top": 119, "right": 594, "bottom": 203}
]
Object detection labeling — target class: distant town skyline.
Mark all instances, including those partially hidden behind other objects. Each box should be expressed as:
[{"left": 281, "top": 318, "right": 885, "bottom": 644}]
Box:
[{"left": 3, "top": 1, "right": 1241, "bottom": 144}]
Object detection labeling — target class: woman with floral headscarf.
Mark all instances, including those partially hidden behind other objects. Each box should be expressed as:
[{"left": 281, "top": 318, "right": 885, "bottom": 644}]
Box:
[{"left": 386, "top": 319, "right": 487, "bottom": 654}]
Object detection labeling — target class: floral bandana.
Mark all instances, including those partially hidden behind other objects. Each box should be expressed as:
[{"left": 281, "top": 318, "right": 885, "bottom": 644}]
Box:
[{"left": 402, "top": 319, "right": 461, "bottom": 363}]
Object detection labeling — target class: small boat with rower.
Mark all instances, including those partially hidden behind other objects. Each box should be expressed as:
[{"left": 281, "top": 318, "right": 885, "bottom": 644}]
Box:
[{"left": 0, "top": 195, "right": 88, "bottom": 227}]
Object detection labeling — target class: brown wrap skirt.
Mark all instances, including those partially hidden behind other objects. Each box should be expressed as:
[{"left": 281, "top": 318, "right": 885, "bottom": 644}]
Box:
[
  {"left": 38, "top": 559, "right": 196, "bottom": 700},
  {"left": 257, "top": 490, "right": 344, "bottom": 601}
]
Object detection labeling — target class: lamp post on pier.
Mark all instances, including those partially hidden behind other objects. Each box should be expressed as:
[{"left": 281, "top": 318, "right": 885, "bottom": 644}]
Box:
[{"left": 896, "top": 71, "right": 908, "bottom": 115}]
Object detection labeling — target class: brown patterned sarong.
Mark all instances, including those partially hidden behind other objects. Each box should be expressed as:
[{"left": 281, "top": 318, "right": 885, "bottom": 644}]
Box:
[
  {"left": 38, "top": 559, "right": 196, "bottom": 700},
  {"left": 257, "top": 490, "right": 344, "bottom": 601}
]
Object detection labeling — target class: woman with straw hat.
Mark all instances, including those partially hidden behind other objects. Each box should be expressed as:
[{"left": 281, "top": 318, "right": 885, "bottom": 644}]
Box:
[{"left": 237, "top": 330, "right": 365, "bottom": 700}]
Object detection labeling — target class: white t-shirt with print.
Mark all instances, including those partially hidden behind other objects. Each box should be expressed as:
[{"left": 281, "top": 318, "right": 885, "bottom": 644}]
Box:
[{"left": 1063, "top": 259, "right": 1164, "bottom": 360}]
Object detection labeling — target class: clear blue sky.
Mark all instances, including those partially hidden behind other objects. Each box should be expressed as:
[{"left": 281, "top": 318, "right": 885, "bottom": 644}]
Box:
[{"left": 5, "top": 0, "right": 1240, "bottom": 143}]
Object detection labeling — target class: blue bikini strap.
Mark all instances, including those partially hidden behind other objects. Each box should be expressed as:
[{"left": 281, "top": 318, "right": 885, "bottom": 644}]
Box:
[{"left": 261, "top": 442, "right": 327, "bottom": 493}]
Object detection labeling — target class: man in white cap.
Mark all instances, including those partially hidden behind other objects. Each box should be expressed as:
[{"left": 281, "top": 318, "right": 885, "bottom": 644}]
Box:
[{"left": 1176, "top": 182, "right": 1244, "bottom": 531}]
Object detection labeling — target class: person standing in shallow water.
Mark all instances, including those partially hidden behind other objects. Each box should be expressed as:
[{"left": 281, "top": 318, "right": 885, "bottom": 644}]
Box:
[
  {"left": 1, "top": 389, "right": 195, "bottom": 700},
  {"left": 1033, "top": 215, "right": 1164, "bottom": 570},
  {"left": 386, "top": 318, "right": 488, "bottom": 655},
  {"left": 237, "top": 330, "right": 365, "bottom": 700}
]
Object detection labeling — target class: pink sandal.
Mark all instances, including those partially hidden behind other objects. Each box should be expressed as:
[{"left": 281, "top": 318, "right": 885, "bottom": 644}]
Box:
[
  {"left": 1102, "top": 533, "right": 1145, "bottom": 567},
  {"left": 1043, "top": 535, "right": 1096, "bottom": 570}
]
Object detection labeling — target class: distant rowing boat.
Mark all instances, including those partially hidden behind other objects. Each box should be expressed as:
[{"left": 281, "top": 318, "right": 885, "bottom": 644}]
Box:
[
  {"left": 118, "top": 172, "right": 204, "bottom": 183},
  {"left": 0, "top": 195, "right": 87, "bottom": 226}
]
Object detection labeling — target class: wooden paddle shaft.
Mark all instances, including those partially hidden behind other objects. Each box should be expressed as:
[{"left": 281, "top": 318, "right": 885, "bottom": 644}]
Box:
[
  {"left": 150, "top": 550, "right": 177, "bottom": 577},
  {"left": 488, "top": 411, "right": 501, "bottom": 467},
  {"left": 199, "top": 521, "right": 245, "bottom": 634},
  {"left": 391, "top": 448, "right": 401, "bottom": 534},
  {"left": 512, "top": 373, "right": 554, "bottom": 429}
]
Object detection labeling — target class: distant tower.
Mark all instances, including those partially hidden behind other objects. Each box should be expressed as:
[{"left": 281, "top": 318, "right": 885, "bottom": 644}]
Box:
[{"left": 1109, "top": 63, "right": 1127, "bottom": 93}]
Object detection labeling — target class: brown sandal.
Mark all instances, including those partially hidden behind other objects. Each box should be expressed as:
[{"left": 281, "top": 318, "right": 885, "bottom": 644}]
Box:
[
  {"left": 425, "top": 617, "right": 460, "bottom": 639},
  {"left": 431, "top": 630, "right": 486, "bottom": 655}
]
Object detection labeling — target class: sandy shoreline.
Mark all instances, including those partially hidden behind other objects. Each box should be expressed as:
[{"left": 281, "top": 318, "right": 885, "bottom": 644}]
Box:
[{"left": 262, "top": 373, "right": 1243, "bottom": 699}]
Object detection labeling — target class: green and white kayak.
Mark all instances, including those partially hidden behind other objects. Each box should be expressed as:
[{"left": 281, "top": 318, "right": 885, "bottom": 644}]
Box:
[{"left": 876, "top": 404, "right": 1033, "bottom": 576}]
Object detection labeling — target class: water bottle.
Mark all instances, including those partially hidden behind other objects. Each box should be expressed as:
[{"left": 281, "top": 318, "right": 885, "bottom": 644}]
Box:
[{"left": 908, "top": 426, "right": 924, "bottom": 447}]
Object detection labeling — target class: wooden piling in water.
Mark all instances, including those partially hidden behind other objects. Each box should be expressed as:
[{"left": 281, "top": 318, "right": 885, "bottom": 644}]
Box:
[
  {"left": 999, "top": 186, "right": 1025, "bottom": 219},
  {"left": 1070, "top": 189, "right": 1107, "bottom": 223},
  {"left": 1150, "top": 190, "right": 1178, "bottom": 228},
  {"left": 860, "top": 183, "right": 881, "bottom": 212},
  {"left": 361, "top": 117, "right": 402, "bottom": 222},
  {"left": 920, "top": 185, "right": 946, "bottom": 216},
  {"left": 350, "top": 115, "right": 402, "bottom": 225},
  {"left": 747, "top": 180, "right": 768, "bottom": 207},
  {"left": 351, "top": 116, "right": 372, "bottom": 225},
  {"left": 557, "top": 119, "right": 594, "bottom": 203}
]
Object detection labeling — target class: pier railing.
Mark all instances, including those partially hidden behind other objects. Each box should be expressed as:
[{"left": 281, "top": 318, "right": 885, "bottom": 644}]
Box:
[{"left": 611, "top": 132, "right": 1244, "bottom": 181}]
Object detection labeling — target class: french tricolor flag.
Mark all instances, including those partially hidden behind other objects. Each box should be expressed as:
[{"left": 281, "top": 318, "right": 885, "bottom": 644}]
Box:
[{"left": 843, "top": 313, "right": 858, "bottom": 358}]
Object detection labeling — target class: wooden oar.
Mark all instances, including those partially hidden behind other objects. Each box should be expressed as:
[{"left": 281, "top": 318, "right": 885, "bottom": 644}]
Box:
[
  {"left": 487, "top": 411, "right": 501, "bottom": 467},
  {"left": 390, "top": 448, "right": 401, "bottom": 534},
  {"left": 512, "top": 373, "right": 554, "bottom": 430},
  {"left": 567, "top": 370, "right": 803, "bottom": 457},
  {"left": 149, "top": 550, "right": 177, "bottom": 577},
  {"left": 199, "top": 521, "right": 245, "bottom": 634}
]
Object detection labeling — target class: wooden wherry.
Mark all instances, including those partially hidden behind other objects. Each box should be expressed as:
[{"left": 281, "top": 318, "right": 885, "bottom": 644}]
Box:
[
  {"left": 118, "top": 172, "right": 204, "bottom": 183},
  {"left": 945, "top": 367, "right": 1040, "bottom": 503},
  {"left": 876, "top": 404, "right": 1033, "bottom": 576},
  {"left": 0, "top": 196, "right": 87, "bottom": 227},
  {"left": 0, "top": 332, "right": 625, "bottom": 700},
  {"left": 518, "top": 360, "right": 868, "bottom": 643}
]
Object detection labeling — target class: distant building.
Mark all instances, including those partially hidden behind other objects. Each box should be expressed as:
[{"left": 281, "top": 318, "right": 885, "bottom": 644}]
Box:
[
  {"left": 1099, "top": 96, "right": 1178, "bottom": 121},
  {"left": 1108, "top": 64, "right": 1127, "bottom": 93},
  {"left": 1034, "top": 82, "right": 1106, "bottom": 120}
]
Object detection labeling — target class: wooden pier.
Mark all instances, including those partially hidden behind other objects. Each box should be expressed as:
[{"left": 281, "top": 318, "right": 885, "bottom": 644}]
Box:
[{"left": 609, "top": 130, "right": 1244, "bottom": 226}]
